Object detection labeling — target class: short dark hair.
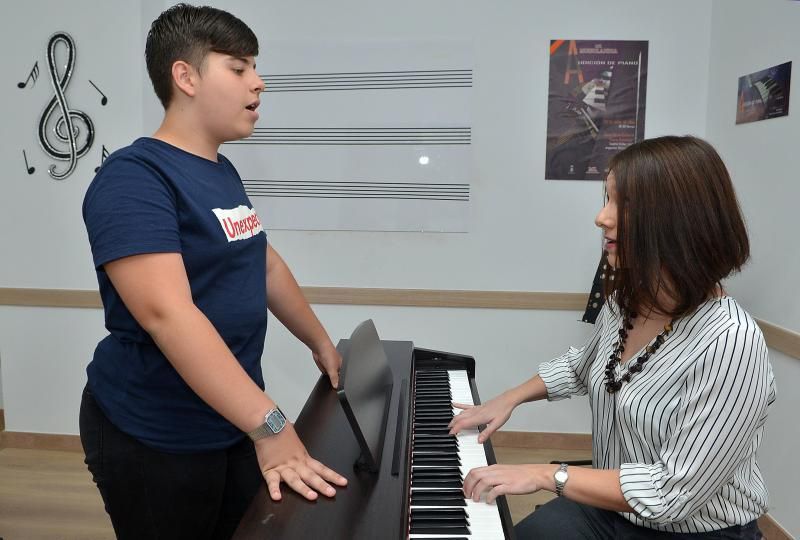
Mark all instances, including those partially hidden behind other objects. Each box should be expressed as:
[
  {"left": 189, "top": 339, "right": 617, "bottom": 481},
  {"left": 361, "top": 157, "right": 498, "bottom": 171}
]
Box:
[
  {"left": 145, "top": 3, "right": 259, "bottom": 108},
  {"left": 605, "top": 135, "right": 750, "bottom": 319}
]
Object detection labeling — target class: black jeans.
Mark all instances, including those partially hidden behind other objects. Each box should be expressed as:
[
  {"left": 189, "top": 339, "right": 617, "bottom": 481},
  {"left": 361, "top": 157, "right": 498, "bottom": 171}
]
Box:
[
  {"left": 515, "top": 497, "right": 763, "bottom": 540},
  {"left": 79, "top": 386, "right": 262, "bottom": 540}
]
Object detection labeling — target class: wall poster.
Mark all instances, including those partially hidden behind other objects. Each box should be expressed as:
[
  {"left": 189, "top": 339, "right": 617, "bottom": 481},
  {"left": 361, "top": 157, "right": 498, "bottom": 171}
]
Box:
[
  {"left": 736, "top": 61, "right": 791, "bottom": 124},
  {"left": 545, "top": 39, "right": 648, "bottom": 181}
]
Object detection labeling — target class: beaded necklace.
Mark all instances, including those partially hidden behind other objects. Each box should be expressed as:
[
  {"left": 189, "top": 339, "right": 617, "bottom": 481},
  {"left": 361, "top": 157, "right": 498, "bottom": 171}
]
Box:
[{"left": 604, "top": 312, "right": 675, "bottom": 393}]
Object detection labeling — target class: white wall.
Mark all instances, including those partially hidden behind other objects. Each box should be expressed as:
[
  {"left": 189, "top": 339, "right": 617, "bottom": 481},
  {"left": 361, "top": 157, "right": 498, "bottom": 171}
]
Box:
[
  {"left": 705, "top": 1, "right": 800, "bottom": 534},
  {"left": 0, "top": 0, "right": 713, "bottom": 435}
]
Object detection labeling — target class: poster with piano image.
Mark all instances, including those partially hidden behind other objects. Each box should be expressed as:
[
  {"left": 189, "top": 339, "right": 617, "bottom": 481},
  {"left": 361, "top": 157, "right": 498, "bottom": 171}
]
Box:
[
  {"left": 735, "top": 61, "right": 792, "bottom": 124},
  {"left": 545, "top": 39, "right": 648, "bottom": 181}
]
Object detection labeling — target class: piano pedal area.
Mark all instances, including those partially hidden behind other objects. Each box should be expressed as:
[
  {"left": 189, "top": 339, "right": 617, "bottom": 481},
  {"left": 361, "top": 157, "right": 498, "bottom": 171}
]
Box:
[{"left": 408, "top": 369, "right": 508, "bottom": 540}]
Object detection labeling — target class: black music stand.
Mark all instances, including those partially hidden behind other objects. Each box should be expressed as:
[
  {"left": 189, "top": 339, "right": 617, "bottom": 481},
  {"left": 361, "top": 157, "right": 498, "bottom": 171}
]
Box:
[{"left": 336, "top": 319, "right": 394, "bottom": 473}]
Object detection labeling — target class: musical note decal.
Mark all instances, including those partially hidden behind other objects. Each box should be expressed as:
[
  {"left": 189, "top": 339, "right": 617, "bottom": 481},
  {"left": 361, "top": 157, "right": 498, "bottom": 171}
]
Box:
[
  {"left": 94, "top": 144, "right": 109, "bottom": 172},
  {"left": 37, "top": 32, "right": 95, "bottom": 180},
  {"left": 17, "top": 61, "right": 40, "bottom": 89},
  {"left": 88, "top": 79, "right": 108, "bottom": 106},
  {"left": 22, "top": 150, "right": 36, "bottom": 175}
]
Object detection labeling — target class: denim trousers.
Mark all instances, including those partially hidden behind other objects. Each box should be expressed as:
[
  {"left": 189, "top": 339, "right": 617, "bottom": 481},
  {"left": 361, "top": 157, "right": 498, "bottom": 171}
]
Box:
[
  {"left": 515, "top": 497, "right": 763, "bottom": 540},
  {"left": 79, "top": 386, "right": 262, "bottom": 540}
]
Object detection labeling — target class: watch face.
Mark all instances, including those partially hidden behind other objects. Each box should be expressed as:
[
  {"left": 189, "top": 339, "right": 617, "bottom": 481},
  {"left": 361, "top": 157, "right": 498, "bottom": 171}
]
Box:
[
  {"left": 555, "top": 470, "right": 569, "bottom": 483},
  {"left": 266, "top": 409, "right": 286, "bottom": 433}
]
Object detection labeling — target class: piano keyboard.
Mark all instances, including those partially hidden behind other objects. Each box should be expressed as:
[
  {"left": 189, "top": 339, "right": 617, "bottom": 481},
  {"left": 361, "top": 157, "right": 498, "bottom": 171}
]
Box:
[{"left": 408, "top": 369, "right": 507, "bottom": 540}]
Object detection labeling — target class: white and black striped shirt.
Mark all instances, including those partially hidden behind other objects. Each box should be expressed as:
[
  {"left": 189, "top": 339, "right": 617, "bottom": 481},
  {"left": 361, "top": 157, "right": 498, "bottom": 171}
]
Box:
[{"left": 538, "top": 296, "right": 776, "bottom": 533}]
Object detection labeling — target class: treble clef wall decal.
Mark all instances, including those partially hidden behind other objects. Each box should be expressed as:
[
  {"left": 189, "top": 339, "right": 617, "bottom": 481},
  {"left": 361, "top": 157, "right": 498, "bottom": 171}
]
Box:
[{"left": 38, "top": 32, "right": 95, "bottom": 180}]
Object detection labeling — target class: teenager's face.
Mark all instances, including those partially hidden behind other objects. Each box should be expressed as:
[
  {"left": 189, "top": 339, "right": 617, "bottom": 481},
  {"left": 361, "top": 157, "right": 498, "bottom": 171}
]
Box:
[
  {"left": 595, "top": 171, "right": 619, "bottom": 267},
  {"left": 194, "top": 52, "right": 264, "bottom": 142}
]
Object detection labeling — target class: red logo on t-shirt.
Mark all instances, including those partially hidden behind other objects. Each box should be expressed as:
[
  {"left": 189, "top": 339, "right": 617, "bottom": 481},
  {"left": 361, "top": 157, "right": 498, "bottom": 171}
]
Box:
[{"left": 211, "top": 206, "right": 264, "bottom": 242}]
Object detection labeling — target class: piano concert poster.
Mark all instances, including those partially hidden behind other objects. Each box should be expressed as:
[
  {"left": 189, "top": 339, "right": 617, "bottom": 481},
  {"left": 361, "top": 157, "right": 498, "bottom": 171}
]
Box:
[
  {"left": 545, "top": 40, "right": 648, "bottom": 181},
  {"left": 735, "top": 61, "right": 792, "bottom": 125}
]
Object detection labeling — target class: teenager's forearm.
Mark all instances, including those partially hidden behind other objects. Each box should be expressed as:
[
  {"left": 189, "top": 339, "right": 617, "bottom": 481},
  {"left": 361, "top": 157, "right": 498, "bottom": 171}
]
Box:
[
  {"left": 146, "top": 303, "right": 273, "bottom": 432},
  {"left": 537, "top": 465, "right": 632, "bottom": 512},
  {"left": 265, "top": 248, "right": 332, "bottom": 353},
  {"left": 504, "top": 374, "right": 549, "bottom": 406}
]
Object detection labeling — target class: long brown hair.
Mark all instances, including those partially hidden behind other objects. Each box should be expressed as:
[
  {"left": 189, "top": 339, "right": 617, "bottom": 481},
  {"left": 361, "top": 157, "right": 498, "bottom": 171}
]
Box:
[{"left": 605, "top": 135, "right": 749, "bottom": 319}]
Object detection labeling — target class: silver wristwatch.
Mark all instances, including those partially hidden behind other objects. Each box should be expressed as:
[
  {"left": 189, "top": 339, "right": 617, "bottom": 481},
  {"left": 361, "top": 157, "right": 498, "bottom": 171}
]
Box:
[
  {"left": 554, "top": 463, "right": 569, "bottom": 497},
  {"left": 246, "top": 407, "right": 287, "bottom": 441}
]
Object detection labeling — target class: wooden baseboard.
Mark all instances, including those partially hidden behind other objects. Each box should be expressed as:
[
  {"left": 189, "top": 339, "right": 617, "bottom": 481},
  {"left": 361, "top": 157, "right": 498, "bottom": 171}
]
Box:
[
  {"left": 759, "top": 513, "right": 795, "bottom": 540},
  {"left": 0, "top": 431, "right": 82, "bottom": 452},
  {"left": 493, "top": 430, "right": 592, "bottom": 451}
]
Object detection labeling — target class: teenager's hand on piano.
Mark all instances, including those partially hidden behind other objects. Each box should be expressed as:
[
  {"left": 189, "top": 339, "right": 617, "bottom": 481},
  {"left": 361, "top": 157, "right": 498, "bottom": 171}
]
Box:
[
  {"left": 255, "top": 423, "right": 348, "bottom": 501},
  {"left": 312, "top": 341, "right": 342, "bottom": 389},
  {"left": 463, "top": 463, "right": 551, "bottom": 504},
  {"left": 448, "top": 393, "right": 516, "bottom": 443}
]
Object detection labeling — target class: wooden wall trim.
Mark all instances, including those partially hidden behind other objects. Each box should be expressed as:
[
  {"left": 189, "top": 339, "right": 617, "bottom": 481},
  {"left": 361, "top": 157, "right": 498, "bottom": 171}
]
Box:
[
  {"left": 757, "top": 319, "right": 800, "bottom": 362},
  {"left": 0, "top": 431, "right": 83, "bottom": 452},
  {"left": 0, "top": 287, "right": 588, "bottom": 311},
  {"left": 492, "top": 430, "right": 592, "bottom": 451},
  {"left": 758, "top": 514, "right": 795, "bottom": 540},
  {"left": 1, "top": 287, "right": 798, "bottom": 360},
  {"left": 0, "top": 288, "right": 102, "bottom": 309}
]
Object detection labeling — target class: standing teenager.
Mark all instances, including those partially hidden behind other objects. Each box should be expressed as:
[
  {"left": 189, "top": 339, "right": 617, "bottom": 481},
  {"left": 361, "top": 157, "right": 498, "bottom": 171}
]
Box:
[
  {"left": 80, "top": 5, "right": 347, "bottom": 539},
  {"left": 450, "top": 136, "right": 775, "bottom": 539}
]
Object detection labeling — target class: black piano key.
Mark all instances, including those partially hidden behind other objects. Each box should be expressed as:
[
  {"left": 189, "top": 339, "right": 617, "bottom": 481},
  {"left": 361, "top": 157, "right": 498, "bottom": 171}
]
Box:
[
  {"left": 413, "top": 456, "right": 461, "bottom": 467},
  {"left": 409, "top": 510, "right": 470, "bottom": 535},
  {"left": 413, "top": 410, "right": 454, "bottom": 416},
  {"left": 412, "top": 472, "right": 462, "bottom": 481},
  {"left": 414, "top": 422, "right": 451, "bottom": 429},
  {"left": 413, "top": 445, "right": 458, "bottom": 453},
  {"left": 410, "top": 508, "right": 468, "bottom": 522},
  {"left": 413, "top": 431, "right": 457, "bottom": 439},
  {"left": 411, "top": 487, "right": 465, "bottom": 497},
  {"left": 414, "top": 416, "right": 452, "bottom": 424},
  {"left": 413, "top": 448, "right": 459, "bottom": 456},
  {"left": 411, "top": 537, "right": 468, "bottom": 540},
  {"left": 412, "top": 466, "right": 461, "bottom": 475},
  {"left": 414, "top": 427, "right": 452, "bottom": 436},
  {"left": 411, "top": 441, "right": 458, "bottom": 453},
  {"left": 411, "top": 478, "right": 463, "bottom": 488},
  {"left": 410, "top": 499, "right": 468, "bottom": 507},
  {"left": 411, "top": 488, "right": 466, "bottom": 502},
  {"left": 413, "top": 439, "right": 457, "bottom": 445},
  {"left": 409, "top": 526, "right": 471, "bottom": 535}
]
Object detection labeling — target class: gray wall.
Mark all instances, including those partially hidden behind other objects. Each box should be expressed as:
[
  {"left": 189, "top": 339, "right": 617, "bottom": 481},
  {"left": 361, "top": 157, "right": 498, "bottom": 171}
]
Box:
[{"left": 706, "top": 0, "right": 800, "bottom": 534}]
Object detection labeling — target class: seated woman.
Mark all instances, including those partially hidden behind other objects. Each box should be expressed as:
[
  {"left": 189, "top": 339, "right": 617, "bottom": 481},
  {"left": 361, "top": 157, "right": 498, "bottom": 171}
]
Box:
[{"left": 449, "top": 135, "right": 775, "bottom": 539}]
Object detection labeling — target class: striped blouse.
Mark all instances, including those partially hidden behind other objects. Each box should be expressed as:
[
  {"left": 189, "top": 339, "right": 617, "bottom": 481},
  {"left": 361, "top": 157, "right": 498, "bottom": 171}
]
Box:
[{"left": 538, "top": 296, "right": 776, "bottom": 533}]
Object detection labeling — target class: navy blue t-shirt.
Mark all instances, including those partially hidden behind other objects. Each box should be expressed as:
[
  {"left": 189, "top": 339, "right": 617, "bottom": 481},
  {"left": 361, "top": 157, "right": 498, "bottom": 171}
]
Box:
[{"left": 83, "top": 137, "right": 268, "bottom": 453}]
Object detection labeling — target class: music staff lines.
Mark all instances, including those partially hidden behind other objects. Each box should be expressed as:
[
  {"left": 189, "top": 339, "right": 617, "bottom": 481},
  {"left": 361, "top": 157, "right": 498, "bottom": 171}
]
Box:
[
  {"left": 228, "top": 127, "right": 471, "bottom": 146},
  {"left": 243, "top": 180, "right": 469, "bottom": 201},
  {"left": 261, "top": 69, "right": 472, "bottom": 92}
]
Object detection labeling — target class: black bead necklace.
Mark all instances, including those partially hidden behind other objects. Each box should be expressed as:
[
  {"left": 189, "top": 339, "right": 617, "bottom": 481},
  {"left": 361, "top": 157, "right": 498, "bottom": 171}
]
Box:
[{"left": 604, "top": 312, "right": 675, "bottom": 393}]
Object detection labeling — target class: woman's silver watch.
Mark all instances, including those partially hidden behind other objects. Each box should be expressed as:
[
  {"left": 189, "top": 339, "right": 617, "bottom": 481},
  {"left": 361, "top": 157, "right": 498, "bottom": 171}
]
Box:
[
  {"left": 554, "top": 463, "right": 569, "bottom": 497},
  {"left": 246, "top": 407, "right": 287, "bottom": 441}
]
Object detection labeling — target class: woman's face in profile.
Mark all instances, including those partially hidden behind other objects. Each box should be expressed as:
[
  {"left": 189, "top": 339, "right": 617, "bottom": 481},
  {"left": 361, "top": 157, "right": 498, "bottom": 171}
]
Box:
[{"left": 595, "top": 172, "right": 619, "bottom": 267}]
